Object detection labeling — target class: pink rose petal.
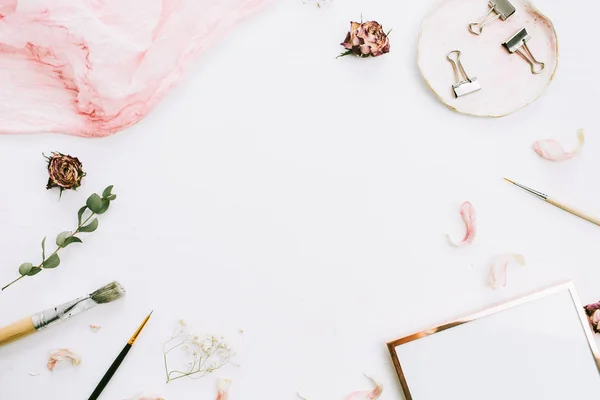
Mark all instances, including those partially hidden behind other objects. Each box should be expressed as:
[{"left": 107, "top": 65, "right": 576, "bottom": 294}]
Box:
[
  {"left": 216, "top": 378, "right": 232, "bottom": 400},
  {"left": 590, "top": 311, "right": 600, "bottom": 334},
  {"left": 344, "top": 376, "right": 383, "bottom": 400},
  {"left": 47, "top": 349, "right": 81, "bottom": 371},
  {"left": 89, "top": 324, "right": 101, "bottom": 332},
  {"left": 533, "top": 129, "right": 585, "bottom": 162},
  {"left": 0, "top": 0, "right": 273, "bottom": 137},
  {"left": 447, "top": 202, "right": 476, "bottom": 247},
  {"left": 592, "top": 310, "right": 600, "bottom": 325},
  {"left": 488, "top": 254, "right": 525, "bottom": 290}
]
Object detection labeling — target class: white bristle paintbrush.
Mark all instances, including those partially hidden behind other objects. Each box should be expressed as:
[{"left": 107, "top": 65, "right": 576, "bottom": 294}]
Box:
[{"left": 0, "top": 281, "right": 125, "bottom": 346}]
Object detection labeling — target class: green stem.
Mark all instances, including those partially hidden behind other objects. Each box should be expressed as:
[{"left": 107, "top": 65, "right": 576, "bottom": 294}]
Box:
[
  {"left": 1, "top": 212, "right": 96, "bottom": 291},
  {"left": 336, "top": 50, "right": 353, "bottom": 59},
  {"left": 1, "top": 275, "right": 25, "bottom": 290},
  {"left": 164, "top": 353, "right": 170, "bottom": 383},
  {"left": 166, "top": 370, "right": 208, "bottom": 382}
]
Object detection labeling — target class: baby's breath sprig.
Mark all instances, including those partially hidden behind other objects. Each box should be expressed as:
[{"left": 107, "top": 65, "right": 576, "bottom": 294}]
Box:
[
  {"left": 1, "top": 186, "right": 116, "bottom": 291},
  {"left": 163, "top": 321, "right": 233, "bottom": 383}
]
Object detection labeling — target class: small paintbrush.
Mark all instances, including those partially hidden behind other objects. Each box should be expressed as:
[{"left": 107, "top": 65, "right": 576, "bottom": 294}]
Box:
[
  {"left": 504, "top": 178, "right": 600, "bottom": 227},
  {"left": 88, "top": 311, "right": 152, "bottom": 400},
  {"left": 0, "top": 281, "right": 126, "bottom": 346}
]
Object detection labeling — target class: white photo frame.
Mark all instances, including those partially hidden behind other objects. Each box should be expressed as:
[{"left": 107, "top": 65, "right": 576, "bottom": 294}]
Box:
[{"left": 387, "top": 282, "right": 600, "bottom": 400}]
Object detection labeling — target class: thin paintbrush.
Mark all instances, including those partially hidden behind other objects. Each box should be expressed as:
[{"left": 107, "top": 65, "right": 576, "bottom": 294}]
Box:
[
  {"left": 0, "top": 281, "right": 125, "bottom": 346},
  {"left": 504, "top": 178, "right": 600, "bottom": 227},
  {"left": 88, "top": 311, "right": 153, "bottom": 400}
]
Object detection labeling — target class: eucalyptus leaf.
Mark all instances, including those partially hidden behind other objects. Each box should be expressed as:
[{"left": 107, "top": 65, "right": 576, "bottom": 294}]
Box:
[
  {"left": 107, "top": 194, "right": 117, "bottom": 201},
  {"left": 77, "top": 206, "right": 87, "bottom": 225},
  {"left": 41, "top": 237, "right": 46, "bottom": 260},
  {"left": 19, "top": 262, "right": 33, "bottom": 276},
  {"left": 42, "top": 254, "right": 60, "bottom": 269},
  {"left": 63, "top": 236, "right": 83, "bottom": 247},
  {"left": 102, "top": 185, "right": 114, "bottom": 198},
  {"left": 79, "top": 218, "right": 98, "bottom": 233},
  {"left": 56, "top": 231, "right": 72, "bottom": 247},
  {"left": 86, "top": 194, "right": 103, "bottom": 213},
  {"left": 27, "top": 267, "right": 42, "bottom": 276},
  {"left": 95, "top": 199, "right": 110, "bottom": 214}
]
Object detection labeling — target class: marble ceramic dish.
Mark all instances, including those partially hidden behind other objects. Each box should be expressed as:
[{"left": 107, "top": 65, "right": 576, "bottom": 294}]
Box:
[{"left": 418, "top": 0, "right": 558, "bottom": 117}]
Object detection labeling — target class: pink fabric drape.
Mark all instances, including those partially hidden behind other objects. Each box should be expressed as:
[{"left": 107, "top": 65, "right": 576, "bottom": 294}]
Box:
[{"left": 0, "top": 0, "right": 271, "bottom": 137}]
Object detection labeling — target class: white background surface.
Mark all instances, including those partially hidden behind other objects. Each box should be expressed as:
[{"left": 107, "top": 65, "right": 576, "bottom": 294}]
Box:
[{"left": 0, "top": 0, "right": 599, "bottom": 399}]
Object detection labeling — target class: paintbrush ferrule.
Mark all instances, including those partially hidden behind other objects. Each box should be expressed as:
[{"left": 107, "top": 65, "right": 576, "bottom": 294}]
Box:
[
  {"left": 504, "top": 178, "right": 548, "bottom": 200},
  {"left": 32, "top": 296, "right": 97, "bottom": 330}
]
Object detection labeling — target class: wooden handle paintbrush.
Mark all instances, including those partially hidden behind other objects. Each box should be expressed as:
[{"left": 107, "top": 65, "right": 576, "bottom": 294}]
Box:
[
  {"left": 504, "top": 178, "right": 600, "bottom": 227},
  {"left": 0, "top": 281, "right": 125, "bottom": 346}
]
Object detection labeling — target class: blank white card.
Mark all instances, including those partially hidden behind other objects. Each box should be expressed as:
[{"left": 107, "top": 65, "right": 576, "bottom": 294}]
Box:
[{"left": 388, "top": 283, "right": 600, "bottom": 400}]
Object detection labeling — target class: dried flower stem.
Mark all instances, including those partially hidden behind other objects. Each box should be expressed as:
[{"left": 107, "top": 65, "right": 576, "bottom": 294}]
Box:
[{"left": 163, "top": 322, "right": 233, "bottom": 383}]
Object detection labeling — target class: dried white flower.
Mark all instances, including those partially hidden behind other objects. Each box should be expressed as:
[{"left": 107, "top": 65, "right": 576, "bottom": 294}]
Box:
[
  {"left": 163, "top": 322, "right": 234, "bottom": 383},
  {"left": 202, "top": 339, "right": 213, "bottom": 351}
]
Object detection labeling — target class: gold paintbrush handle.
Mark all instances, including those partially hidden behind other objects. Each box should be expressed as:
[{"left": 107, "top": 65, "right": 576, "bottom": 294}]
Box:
[
  {"left": 0, "top": 317, "right": 36, "bottom": 346},
  {"left": 547, "top": 198, "right": 600, "bottom": 227}
]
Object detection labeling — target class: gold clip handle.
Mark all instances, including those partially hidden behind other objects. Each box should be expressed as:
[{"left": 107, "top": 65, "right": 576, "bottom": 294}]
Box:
[{"left": 468, "top": 8, "right": 501, "bottom": 35}]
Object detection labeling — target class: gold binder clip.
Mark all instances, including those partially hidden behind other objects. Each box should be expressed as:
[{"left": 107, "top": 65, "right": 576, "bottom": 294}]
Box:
[
  {"left": 503, "top": 28, "right": 545, "bottom": 74},
  {"left": 469, "top": 0, "right": 516, "bottom": 35},
  {"left": 447, "top": 50, "right": 481, "bottom": 98}
]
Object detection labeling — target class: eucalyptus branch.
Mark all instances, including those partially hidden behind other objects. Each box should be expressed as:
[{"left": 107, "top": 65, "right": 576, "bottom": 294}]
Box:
[{"left": 2, "top": 185, "right": 116, "bottom": 291}]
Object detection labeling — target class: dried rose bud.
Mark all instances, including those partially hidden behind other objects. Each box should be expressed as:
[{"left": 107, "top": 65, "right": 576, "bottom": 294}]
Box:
[
  {"left": 340, "top": 21, "right": 390, "bottom": 58},
  {"left": 45, "top": 152, "right": 85, "bottom": 195},
  {"left": 584, "top": 302, "right": 600, "bottom": 334}
]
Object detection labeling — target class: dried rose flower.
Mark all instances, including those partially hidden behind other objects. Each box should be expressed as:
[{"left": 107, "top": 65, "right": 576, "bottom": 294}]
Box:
[
  {"left": 584, "top": 302, "right": 600, "bottom": 333},
  {"left": 45, "top": 152, "right": 85, "bottom": 195},
  {"left": 340, "top": 21, "right": 390, "bottom": 58}
]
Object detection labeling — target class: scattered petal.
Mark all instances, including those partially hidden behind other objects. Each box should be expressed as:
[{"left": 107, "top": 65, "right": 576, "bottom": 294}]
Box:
[
  {"left": 344, "top": 375, "right": 383, "bottom": 400},
  {"left": 89, "top": 324, "right": 101, "bottom": 332},
  {"left": 488, "top": 254, "right": 525, "bottom": 290},
  {"left": 47, "top": 349, "right": 81, "bottom": 371},
  {"left": 297, "top": 394, "right": 309, "bottom": 400},
  {"left": 179, "top": 319, "right": 187, "bottom": 326},
  {"left": 533, "top": 129, "right": 585, "bottom": 162},
  {"left": 584, "top": 302, "right": 600, "bottom": 334},
  {"left": 28, "top": 372, "right": 40, "bottom": 376},
  {"left": 216, "top": 378, "right": 232, "bottom": 400},
  {"left": 447, "top": 202, "right": 476, "bottom": 247}
]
